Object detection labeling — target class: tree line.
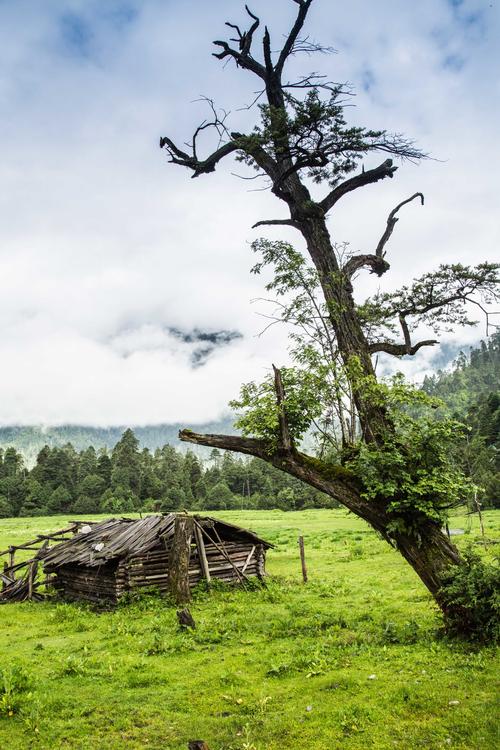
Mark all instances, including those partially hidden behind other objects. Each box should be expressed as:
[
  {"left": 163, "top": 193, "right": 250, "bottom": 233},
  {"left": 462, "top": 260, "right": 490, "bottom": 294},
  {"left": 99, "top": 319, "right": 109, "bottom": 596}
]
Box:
[
  {"left": 0, "top": 333, "right": 497, "bottom": 519},
  {"left": 0, "top": 429, "right": 332, "bottom": 517},
  {"left": 423, "top": 331, "right": 500, "bottom": 507}
]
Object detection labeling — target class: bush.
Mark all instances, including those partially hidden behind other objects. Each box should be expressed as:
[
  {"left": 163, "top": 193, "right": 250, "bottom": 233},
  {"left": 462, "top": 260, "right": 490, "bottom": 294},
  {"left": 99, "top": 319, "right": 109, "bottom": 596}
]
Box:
[{"left": 439, "top": 547, "right": 500, "bottom": 643}]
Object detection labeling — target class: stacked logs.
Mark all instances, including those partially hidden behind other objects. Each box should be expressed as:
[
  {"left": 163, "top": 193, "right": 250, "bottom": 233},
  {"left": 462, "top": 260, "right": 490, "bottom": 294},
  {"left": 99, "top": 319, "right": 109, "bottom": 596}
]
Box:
[{"left": 51, "top": 563, "right": 120, "bottom": 605}]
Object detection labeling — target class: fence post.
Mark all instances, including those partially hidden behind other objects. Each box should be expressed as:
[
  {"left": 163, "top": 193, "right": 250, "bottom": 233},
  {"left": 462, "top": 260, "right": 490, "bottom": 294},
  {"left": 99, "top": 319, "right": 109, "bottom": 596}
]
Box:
[{"left": 298, "top": 535, "right": 308, "bottom": 583}]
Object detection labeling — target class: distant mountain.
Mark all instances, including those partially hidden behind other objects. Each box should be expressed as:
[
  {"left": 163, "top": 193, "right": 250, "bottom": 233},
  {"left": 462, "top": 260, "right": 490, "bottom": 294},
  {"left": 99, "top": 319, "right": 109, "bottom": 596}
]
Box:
[{"left": 0, "top": 418, "right": 235, "bottom": 466}]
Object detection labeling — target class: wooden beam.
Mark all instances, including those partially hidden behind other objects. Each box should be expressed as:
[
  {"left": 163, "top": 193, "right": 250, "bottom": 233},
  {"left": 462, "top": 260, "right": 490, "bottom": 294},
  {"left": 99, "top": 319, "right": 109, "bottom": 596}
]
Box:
[
  {"left": 194, "top": 524, "right": 211, "bottom": 583},
  {"left": 241, "top": 546, "right": 256, "bottom": 574},
  {"left": 193, "top": 519, "right": 250, "bottom": 584}
]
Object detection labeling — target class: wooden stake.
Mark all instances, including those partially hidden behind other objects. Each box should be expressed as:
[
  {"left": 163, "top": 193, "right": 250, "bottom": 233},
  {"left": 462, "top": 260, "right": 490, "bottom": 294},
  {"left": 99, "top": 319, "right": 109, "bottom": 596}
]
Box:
[
  {"left": 298, "top": 535, "right": 308, "bottom": 583},
  {"left": 168, "top": 515, "right": 194, "bottom": 605},
  {"left": 474, "top": 489, "right": 487, "bottom": 548}
]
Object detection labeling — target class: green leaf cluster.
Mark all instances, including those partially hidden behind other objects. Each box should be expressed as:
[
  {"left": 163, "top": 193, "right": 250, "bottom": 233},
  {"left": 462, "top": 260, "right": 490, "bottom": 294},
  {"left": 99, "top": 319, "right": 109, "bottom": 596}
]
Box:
[
  {"left": 230, "top": 367, "right": 323, "bottom": 451},
  {"left": 347, "top": 375, "right": 473, "bottom": 530}
]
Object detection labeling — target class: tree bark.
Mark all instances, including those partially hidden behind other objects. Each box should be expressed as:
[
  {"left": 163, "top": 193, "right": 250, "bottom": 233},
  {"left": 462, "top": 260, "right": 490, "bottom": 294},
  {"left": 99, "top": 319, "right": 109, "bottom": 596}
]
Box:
[
  {"left": 296, "top": 212, "right": 390, "bottom": 442},
  {"left": 168, "top": 515, "right": 194, "bottom": 605}
]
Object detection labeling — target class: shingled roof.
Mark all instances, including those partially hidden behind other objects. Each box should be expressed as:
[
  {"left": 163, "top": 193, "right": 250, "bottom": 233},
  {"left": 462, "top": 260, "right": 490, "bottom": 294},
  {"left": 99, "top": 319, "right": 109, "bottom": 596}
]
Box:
[{"left": 42, "top": 514, "right": 271, "bottom": 570}]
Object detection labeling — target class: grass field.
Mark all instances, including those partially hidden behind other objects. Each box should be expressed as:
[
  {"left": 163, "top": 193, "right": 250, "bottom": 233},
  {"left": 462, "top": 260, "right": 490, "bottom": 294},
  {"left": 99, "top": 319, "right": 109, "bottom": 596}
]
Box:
[{"left": 0, "top": 509, "right": 498, "bottom": 750}]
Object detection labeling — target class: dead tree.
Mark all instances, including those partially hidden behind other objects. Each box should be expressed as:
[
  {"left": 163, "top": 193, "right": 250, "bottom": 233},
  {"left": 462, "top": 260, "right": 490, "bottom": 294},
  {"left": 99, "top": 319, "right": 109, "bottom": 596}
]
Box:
[{"left": 159, "top": 0, "right": 499, "bottom": 632}]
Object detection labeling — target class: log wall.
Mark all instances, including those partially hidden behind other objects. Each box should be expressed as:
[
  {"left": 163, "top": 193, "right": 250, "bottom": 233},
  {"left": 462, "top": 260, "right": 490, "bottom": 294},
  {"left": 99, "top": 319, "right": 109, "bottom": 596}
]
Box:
[
  {"left": 52, "top": 563, "right": 120, "bottom": 605},
  {"left": 50, "top": 539, "right": 267, "bottom": 604}
]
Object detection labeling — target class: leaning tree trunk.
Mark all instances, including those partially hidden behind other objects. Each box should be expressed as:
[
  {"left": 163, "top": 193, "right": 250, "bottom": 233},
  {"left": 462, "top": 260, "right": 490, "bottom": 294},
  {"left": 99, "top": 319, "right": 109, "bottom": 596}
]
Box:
[{"left": 391, "top": 525, "right": 462, "bottom": 598}]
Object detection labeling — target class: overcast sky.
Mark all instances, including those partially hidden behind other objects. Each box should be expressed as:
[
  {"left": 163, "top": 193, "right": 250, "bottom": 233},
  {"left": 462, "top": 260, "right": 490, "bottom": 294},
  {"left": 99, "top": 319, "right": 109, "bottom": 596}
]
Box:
[{"left": 0, "top": 0, "right": 498, "bottom": 426}]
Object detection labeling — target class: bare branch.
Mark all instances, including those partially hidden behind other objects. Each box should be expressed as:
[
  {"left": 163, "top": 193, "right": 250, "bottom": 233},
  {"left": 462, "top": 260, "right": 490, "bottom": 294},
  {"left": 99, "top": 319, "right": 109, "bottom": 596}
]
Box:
[
  {"left": 368, "top": 339, "right": 438, "bottom": 356},
  {"left": 343, "top": 192, "right": 424, "bottom": 278},
  {"left": 159, "top": 136, "right": 239, "bottom": 178},
  {"left": 375, "top": 192, "right": 424, "bottom": 258},
  {"left": 320, "top": 159, "right": 398, "bottom": 214},
  {"left": 342, "top": 253, "right": 390, "bottom": 279},
  {"left": 290, "top": 35, "right": 336, "bottom": 56},
  {"left": 272, "top": 365, "right": 294, "bottom": 452},
  {"left": 213, "top": 6, "right": 266, "bottom": 79},
  {"left": 179, "top": 429, "right": 268, "bottom": 459},
  {"left": 369, "top": 312, "right": 438, "bottom": 356},
  {"left": 283, "top": 72, "right": 341, "bottom": 94},
  {"left": 276, "top": 0, "right": 314, "bottom": 76},
  {"left": 252, "top": 218, "right": 300, "bottom": 229},
  {"left": 263, "top": 26, "right": 274, "bottom": 73}
]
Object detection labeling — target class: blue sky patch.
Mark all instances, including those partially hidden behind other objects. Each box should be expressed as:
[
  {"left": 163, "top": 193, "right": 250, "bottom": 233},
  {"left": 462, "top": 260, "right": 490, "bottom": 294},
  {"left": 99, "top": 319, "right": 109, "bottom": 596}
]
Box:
[
  {"left": 60, "top": 12, "right": 92, "bottom": 58},
  {"left": 442, "top": 53, "right": 466, "bottom": 71}
]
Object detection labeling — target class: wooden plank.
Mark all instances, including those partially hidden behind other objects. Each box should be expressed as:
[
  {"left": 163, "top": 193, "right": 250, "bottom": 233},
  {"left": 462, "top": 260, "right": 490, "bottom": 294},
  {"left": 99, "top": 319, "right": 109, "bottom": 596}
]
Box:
[
  {"left": 194, "top": 525, "right": 211, "bottom": 583},
  {"left": 241, "top": 546, "right": 255, "bottom": 574},
  {"left": 193, "top": 519, "right": 250, "bottom": 585}
]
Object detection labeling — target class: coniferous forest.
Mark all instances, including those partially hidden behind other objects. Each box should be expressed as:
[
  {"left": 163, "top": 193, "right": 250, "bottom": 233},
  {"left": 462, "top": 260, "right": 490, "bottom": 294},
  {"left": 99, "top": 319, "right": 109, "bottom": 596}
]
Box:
[
  {"left": 0, "top": 430, "right": 331, "bottom": 518},
  {"left": 1, "top": 333, "right": 498, "bottom": 518}
]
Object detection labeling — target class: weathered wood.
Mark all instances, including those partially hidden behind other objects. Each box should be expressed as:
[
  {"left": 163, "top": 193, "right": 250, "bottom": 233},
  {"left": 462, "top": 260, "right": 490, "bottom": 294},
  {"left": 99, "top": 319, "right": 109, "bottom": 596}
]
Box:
[
  {"left": 177, "top": 607, "right": 196, "bottom": 629},
  {"left": 168, "top": 515, "right": 194, "bottom": 605},
  {"left": 194, "top": 519, "right": 250, "bottom": 584},
  {"left": 273, "top": 364, "right": 293, "bottom": 452},
  {"left": 27, "top": 563, "right": 34, "bottom": 600},
  {"left": 298, "top": 535, "right": 308, "bottom": 583},
  {"left": 2, "top": 514, "right": 270, "bottom": 605},
  {"left": 241, "top": 545, "right": 256, "bottom": 573},
  {"left": 194, "top": 524, "right": 211, "bottom": 583}
]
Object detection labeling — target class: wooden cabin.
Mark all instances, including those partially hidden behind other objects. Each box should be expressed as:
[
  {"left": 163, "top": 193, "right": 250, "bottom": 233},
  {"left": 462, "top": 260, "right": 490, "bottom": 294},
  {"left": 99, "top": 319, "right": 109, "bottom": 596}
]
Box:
[{"left": 41, "top": 514, "right": 271, "bottom": 606}]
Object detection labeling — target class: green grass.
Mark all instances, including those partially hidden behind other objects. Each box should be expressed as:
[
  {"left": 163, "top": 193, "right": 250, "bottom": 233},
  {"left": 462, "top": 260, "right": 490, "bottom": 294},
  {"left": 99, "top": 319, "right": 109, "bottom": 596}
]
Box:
[{"left": 0, "top": 509, "right": 498, "bottom": 749}]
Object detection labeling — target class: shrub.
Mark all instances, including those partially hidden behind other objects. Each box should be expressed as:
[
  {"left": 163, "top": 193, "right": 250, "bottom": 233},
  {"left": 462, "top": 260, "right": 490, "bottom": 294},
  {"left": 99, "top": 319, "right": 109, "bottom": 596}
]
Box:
[{"left": 439, "top": 547, "right": 500, "bottom": 643}]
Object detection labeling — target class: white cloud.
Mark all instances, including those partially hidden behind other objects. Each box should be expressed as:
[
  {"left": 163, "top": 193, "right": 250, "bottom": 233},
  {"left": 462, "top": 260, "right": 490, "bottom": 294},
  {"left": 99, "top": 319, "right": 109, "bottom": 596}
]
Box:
[{"left": 0, "top": 0, "right": 498, "bottom": 425}]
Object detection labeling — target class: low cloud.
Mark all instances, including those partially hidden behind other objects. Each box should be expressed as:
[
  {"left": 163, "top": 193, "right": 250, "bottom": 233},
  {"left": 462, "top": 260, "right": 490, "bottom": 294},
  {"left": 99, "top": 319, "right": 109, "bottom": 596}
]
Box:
[{"left": 0, "top": 0, "right": 497, "bottom": 425}]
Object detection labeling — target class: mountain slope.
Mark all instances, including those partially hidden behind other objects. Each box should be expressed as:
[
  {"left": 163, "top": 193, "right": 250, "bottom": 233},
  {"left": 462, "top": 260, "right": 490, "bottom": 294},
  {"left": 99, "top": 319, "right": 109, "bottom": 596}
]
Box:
[{"left": 0, "top": 418, "right": 235, "bottom": 466}]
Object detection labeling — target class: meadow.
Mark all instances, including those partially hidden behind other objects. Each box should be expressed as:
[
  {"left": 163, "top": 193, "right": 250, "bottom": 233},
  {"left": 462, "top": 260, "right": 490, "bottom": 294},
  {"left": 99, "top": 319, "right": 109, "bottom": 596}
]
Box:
[{"left": 0, "top": 509, "right": 498, "bottom": 750}]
